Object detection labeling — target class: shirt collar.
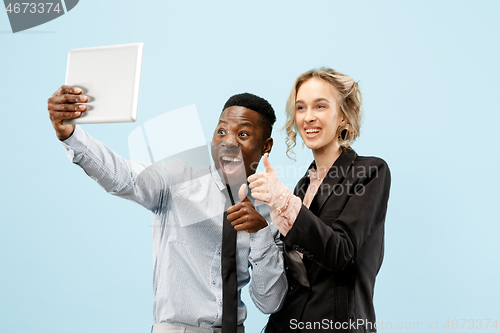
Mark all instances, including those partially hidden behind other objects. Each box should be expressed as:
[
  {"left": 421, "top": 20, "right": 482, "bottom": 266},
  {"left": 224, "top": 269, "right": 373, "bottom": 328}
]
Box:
[
  {"left": 210, "top": 164, "right": 226, "bottom": 191},
  {"left": 210, "top": 164, "right": 260, "bottom": 206}
]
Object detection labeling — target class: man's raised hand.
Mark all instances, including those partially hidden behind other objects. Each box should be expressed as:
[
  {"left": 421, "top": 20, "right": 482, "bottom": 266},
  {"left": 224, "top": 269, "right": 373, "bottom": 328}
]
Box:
[{"left": 47, "top": 85, "right": 89, "bottom": 140}]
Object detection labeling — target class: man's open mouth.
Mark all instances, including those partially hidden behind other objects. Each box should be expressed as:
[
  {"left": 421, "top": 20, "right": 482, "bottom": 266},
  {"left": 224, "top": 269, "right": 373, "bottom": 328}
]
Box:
[{"left": 220, "top": 155, "right": 244, "bottom": 174}]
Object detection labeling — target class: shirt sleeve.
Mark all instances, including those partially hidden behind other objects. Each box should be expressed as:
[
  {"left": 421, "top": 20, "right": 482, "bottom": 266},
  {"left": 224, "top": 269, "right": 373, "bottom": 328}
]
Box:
[
  {"left": 283, "top": 159, "right": 391, "bottom": 271},
  {"left": 247, "top": 222, "right": 288, "bottom": 314},
  {"left": 60, "top": 125, "right": 167, "bottom": 212}
]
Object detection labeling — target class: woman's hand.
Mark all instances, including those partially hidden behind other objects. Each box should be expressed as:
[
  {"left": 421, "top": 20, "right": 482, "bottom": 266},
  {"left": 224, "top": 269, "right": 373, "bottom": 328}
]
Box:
[
  {"left": 247, "top": 153, "right": 291, "bottom": 211},
  {"left": 248, "top": 154, "right": 302, "bottom": 236}
]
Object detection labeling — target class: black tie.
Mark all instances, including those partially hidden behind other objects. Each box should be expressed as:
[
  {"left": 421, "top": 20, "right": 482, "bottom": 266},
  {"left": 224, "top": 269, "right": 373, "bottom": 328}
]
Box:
[{"left": 221, "top": 186, "right": 238, "bottom": 332}]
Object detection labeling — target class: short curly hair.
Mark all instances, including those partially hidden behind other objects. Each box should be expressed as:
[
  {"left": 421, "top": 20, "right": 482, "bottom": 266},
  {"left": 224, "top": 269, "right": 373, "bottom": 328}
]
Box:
[
  {"left": 284, "top": 68, "right": 363, "bottom": 159},
  {"left": 223, "top": 92, "right": 276, "bottom": 140}
]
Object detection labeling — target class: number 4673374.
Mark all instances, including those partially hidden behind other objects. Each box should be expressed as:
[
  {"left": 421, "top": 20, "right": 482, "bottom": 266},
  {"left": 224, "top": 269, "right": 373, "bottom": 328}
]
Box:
[{"left": 5, "top": 3, "right": 62, "bottom": 14}]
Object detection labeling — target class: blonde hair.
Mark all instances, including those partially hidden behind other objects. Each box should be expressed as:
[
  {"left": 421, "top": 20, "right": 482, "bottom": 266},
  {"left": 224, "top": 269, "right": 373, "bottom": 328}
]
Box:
[{"left": 284, "top": 67, "right": 363, "bottom": 159}]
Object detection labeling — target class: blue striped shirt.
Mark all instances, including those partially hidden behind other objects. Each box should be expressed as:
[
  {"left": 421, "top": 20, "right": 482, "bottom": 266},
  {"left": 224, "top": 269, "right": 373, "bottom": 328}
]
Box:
[{"left": 60, "top": 125, "right": 287, "bottom": 329}]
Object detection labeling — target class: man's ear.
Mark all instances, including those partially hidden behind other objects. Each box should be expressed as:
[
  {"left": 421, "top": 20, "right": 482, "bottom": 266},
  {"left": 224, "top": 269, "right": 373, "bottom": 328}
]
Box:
[{"left": 262, "top": 137, "right": 273, "bottom": 155}]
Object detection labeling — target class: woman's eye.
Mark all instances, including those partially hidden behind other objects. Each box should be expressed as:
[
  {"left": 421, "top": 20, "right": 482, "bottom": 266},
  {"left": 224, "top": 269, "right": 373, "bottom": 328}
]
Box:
[
  {"left": 296, "top": 105, "right": 305, "bottom": 111},
  {"left": 317, "top": 105, "right": 325, "bottom": 109}
]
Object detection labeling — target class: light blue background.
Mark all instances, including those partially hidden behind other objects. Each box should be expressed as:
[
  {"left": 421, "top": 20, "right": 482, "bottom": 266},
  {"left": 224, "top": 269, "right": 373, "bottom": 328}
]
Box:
[{"left": 1, "top": 1, "right": 499, "bottom": 332}]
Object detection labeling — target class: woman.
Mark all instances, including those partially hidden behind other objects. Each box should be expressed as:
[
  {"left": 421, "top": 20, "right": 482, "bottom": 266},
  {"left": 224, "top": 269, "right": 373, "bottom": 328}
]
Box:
[{"left": 248, "top": 68, "right": 391, "bottom": 332}]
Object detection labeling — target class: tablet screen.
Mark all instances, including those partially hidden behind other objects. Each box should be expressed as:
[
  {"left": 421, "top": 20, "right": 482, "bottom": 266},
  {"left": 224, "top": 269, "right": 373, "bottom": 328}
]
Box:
[{"left": 64, "top": 43, "right": 144, "bottom": 124}]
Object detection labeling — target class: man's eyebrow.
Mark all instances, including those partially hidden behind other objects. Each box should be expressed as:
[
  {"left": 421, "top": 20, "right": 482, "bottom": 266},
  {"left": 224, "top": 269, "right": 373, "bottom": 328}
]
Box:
[
  {"left": 295, "top": 98, "right": 331, "bottom": 104},
  {"left": 218, "top": 120, "right": 253, "bottom": 127}
]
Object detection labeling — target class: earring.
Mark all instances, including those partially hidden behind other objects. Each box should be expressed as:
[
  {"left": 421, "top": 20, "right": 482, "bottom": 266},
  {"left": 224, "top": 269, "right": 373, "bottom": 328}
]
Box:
[{"left": 337, "top": 124, "right": 354, "bottom": 146}]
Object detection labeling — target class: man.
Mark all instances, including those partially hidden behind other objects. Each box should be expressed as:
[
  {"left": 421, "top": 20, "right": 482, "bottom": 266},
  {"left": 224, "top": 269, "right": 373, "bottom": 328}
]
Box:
[{"left": 47, "top": 86, "right": 287, "bottom": 332}]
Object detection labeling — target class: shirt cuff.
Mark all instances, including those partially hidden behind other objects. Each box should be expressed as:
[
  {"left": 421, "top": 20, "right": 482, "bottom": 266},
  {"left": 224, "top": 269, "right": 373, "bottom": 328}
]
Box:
[
  {"left": 59, "top": 125, "right": 88, "bottom": 161},
  {"left": 248, "top": 224, "right": 275, "bottom": 250}
]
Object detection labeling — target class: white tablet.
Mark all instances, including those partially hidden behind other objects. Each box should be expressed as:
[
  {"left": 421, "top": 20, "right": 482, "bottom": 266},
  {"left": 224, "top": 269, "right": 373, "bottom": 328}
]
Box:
[{"left": 64, "top": 43, "right": 144, "bottom": 124}]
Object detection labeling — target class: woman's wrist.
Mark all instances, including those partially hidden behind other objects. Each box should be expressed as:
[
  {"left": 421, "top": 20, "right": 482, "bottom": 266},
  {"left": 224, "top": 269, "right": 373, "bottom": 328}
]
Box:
[
  {"left": 268, "top": 183, "right": 292, "bottom": 210},
  {"left": 270, "top": 194, "right": 302, "bottom": 236}
]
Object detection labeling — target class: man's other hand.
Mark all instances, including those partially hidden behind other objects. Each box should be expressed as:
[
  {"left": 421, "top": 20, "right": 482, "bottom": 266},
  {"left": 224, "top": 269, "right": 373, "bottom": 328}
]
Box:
[{"left": 226, "top": 184, "right": 268, "bottom": 233}]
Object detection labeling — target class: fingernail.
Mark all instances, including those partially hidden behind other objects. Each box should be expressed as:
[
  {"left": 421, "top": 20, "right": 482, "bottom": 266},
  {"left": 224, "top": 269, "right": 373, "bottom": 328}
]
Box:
[
  {"left": 74, "top": 88, "right": 82, "bottom": 93},
  {"left": 79, "top": 105, "right": 86, "bottom": 110},
  {"left": 75, "top": 112, "right": 81, "bottom": 116}
]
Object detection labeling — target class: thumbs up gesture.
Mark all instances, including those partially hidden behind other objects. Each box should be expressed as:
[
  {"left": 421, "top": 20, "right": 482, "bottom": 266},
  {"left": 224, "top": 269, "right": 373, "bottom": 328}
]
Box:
[
  {"left": 226, "top": 183, "right": 268, "bottom": 233},
  {"left": 247, "top": 153, "right": 291, "bottom": 210}
]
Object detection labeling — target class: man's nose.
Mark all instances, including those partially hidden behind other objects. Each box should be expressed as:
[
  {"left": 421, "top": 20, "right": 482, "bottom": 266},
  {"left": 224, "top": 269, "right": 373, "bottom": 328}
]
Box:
[{"left": 221, "top": 137, "right": 238, "bottom": 149}]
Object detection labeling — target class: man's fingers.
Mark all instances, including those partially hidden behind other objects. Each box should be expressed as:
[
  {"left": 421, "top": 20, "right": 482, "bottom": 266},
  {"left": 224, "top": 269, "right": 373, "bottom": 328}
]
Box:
[
  {"left": 60, "top": 85, "right": 83, "bottom": 95},
  {"left": 234, "top": 222, "right": 255, "bottom": 232},
  {"left": 230, "top": 215, "right": 248, "bottom": 227},
  {"left": 227, "top": 204, "right": 248, "bottom": 222},
  {"left": 49, "top": 110, "right": 84, "bottom": 121},
  {"left": 52, "top": 85, "right": 82, "bottom": 97},
  {"left": 227, "top": 201, "right": 255, "bottom": 220},
  {"left": 233, "top": 224, "right": 247, "bottom": 232},
  {"left": 48, "top": 94, "right": 88, "bottom": 105},
  {"left": 263, "top": 153, "right": 274, "bottom": 173},
  {"left": 234, "top": 219, "right": 267, "bottom": 233},
  {"left": 48, "top": 103, "right": 87, "bottom": 112}
]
